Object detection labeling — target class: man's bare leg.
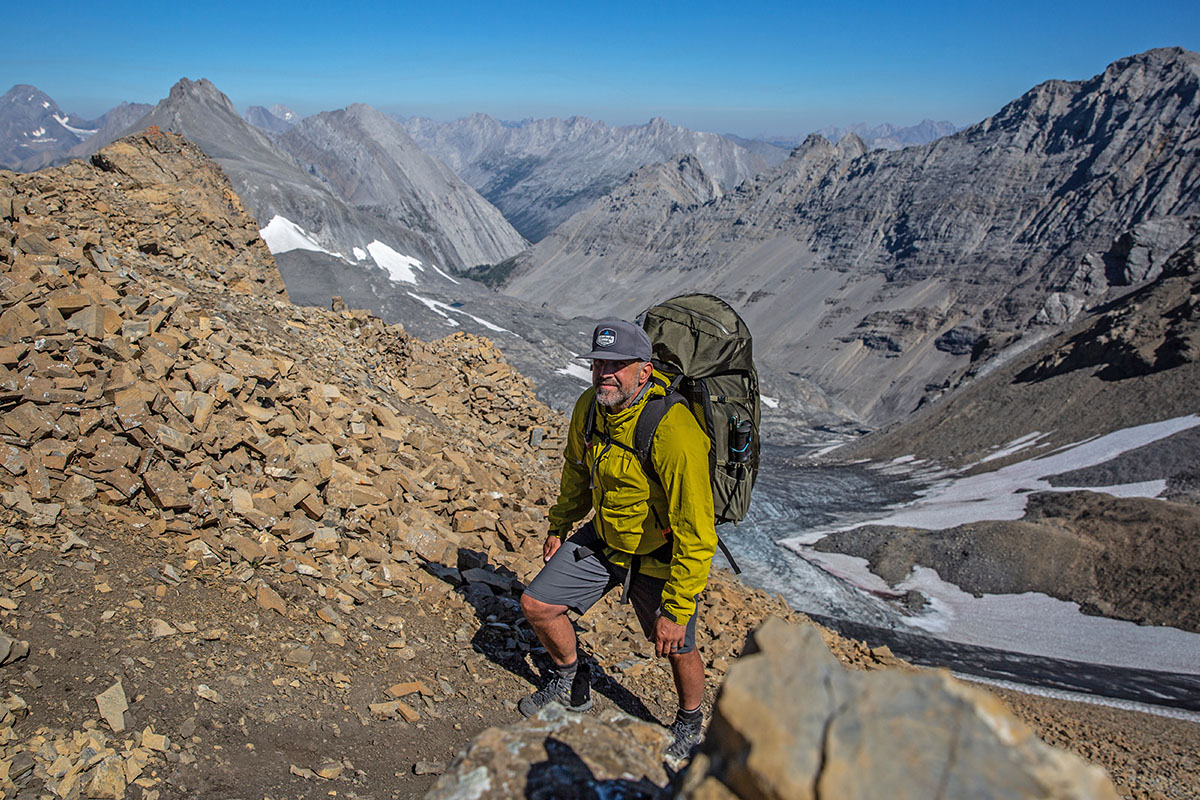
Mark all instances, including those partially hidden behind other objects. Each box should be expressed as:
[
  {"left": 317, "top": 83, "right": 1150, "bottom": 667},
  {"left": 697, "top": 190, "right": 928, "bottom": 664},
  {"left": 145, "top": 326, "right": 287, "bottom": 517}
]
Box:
[
  {"left": 518, "top": 593, "right": 593, "bottom": 716},
  {"left": 665, "top": 648, "right": 706, "bottom": 762},
  {"left": 668, "top": 648, "right": 704, "bottom": 710},
  {"left": 520, "top": 593, "right": 578, "bottom": 666}
]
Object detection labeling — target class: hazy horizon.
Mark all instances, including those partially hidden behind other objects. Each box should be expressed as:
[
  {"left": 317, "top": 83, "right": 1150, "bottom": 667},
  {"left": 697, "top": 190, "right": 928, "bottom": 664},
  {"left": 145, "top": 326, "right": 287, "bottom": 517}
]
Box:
[{"left": 4, "top": 0, "right": 1198, "bottom": 139}]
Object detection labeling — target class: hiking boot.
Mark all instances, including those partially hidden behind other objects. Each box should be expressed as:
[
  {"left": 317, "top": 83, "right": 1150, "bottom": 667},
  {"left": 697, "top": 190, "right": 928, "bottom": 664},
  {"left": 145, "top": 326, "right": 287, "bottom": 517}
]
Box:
[
  {"left": 665, "top": 708, "right": 703, "bottom": 764},
  {"left": 518, "top": 660, "right": 592, "bottom": 717}
]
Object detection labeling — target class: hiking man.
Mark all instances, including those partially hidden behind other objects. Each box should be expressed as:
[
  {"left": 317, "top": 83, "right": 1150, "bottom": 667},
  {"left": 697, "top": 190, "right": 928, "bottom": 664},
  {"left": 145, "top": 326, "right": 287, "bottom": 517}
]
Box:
[{"left": 519, "top": 319, "right": 717, "bottom": 762}]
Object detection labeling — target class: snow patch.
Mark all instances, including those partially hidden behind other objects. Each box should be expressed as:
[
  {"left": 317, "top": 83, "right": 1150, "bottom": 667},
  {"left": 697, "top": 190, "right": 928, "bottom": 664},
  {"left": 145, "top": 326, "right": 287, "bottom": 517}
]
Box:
[
  {"left": 426, "top": 262, "right": 460, "bottom": 285},
  {"left": 259, "top": 215, "right": 343, "bottom": 259},
  {"left": 367, "top": 241, "right": 422, "bottom": 284},
  {"left": 352, "top": 247, "right": 367, "bottom": 261},
  {"left": 52, "top": 113, "right": 96, "bottom": 137},
  {"left": 976, "top": 430, "right": 1051, "bottom": 465},
  {"left": 890, "top": 566, "right": 1200, "bottom": 674},
  {"left": 406, "top": 293, "right": 510, "bottom": 333},
  {"left": 781, "top": 415, "right": 1200, "bottom": 674},
  {"left": 761, "top": 395, "right": 780, "bottom": 409},
  {"left": 41, "top": 101, "right": 49, "bottom": 109},
  {"left": 557, "top": 363, "right": 592, "bottom": 383},
  {"left": 794, "top": 415, "right": 1200, "bottom": 535}
]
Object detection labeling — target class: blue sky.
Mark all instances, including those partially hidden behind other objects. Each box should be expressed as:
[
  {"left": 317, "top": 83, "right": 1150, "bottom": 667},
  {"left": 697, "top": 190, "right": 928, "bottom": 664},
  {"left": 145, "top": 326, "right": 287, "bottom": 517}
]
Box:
[{"left": 4, "top": 0, "right": 1198, "bottom": 137}]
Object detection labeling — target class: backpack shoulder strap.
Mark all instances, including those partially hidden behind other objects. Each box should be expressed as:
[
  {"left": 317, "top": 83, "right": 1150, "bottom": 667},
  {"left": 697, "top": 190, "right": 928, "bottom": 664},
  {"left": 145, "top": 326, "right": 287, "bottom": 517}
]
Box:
[
  {"left": 583, "top": 395, "right": 598, "bottom": 448},
  {"left": 633, "top": 388, "right": 685, "bottom": 486}
]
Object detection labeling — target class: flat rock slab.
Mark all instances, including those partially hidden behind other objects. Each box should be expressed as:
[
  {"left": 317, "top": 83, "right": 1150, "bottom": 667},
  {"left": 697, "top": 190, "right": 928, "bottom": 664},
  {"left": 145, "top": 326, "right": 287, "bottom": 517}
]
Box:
[{"left": 94, "top": 682, "right": 128, "bottom": 733}]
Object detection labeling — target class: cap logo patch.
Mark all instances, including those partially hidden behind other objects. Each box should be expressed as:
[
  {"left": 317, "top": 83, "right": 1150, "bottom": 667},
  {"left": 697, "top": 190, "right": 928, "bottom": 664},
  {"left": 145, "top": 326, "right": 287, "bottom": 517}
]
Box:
[{"left": 596, "top": 329, "right": 616, "bottom": 347}]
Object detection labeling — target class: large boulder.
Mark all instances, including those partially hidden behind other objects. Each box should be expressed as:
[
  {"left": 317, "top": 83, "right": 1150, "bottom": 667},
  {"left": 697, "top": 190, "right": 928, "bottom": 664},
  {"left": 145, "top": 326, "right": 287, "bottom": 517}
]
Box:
[
  {"left": 426, "top": 704, "right": 671, "bottom": 799},
  {"left": 681, "top": 618, "right": 1118, "bottom": 800}
]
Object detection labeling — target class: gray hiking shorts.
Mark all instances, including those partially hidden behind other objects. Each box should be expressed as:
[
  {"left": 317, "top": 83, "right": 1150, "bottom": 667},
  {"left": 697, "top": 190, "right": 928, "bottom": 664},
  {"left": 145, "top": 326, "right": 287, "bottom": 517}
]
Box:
[{"left": 523, "top": 522, "right": 698, "bottom": 654}]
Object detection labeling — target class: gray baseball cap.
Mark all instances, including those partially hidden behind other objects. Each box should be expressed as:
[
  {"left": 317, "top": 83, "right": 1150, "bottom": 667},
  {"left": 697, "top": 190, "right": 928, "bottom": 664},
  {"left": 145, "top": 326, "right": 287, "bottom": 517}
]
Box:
[{"left": 579, "top": 319, "right": 653, "bottom": 361}]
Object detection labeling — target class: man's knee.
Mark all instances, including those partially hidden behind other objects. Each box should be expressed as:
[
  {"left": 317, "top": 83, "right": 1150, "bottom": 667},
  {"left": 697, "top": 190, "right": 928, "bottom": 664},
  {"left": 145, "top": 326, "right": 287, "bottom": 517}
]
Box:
[
  {"left": 668, "top": 647, "right": 702, "bottom": 668},
  {"left": 521, "top": 591, "right": 566, "bottom": 624}
]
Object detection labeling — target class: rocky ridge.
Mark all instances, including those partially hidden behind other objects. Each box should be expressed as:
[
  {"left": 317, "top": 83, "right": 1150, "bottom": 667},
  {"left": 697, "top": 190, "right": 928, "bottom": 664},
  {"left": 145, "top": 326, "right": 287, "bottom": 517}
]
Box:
[
  {"left": 502, "top": 48, "right": 1200, "bottom": 424},
  {"left": 0, "top": 131, "right": 894, "bottom": 798},
  {"left": 404, "top": 113, "right": 769, "bottom": 242}
]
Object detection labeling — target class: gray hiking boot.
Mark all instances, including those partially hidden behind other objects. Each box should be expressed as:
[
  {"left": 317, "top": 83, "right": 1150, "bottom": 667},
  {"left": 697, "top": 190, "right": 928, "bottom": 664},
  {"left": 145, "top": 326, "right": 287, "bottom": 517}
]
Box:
[
  {"left": 665, "top": 708, "right": 703, "bottom": 764},
  {"left": 518, "top": 660, "right": 592, "bottom": 717}
]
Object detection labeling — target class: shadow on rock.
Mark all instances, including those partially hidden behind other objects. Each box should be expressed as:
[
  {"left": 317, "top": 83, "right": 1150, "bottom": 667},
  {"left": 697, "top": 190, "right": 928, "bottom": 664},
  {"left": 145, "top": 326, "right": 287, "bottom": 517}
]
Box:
[
  {"left": 525, "top": 737, "right": 665, "bottom": 799},
  {"left": 422, "top": 548, "right": 657, "bottom": 723}
]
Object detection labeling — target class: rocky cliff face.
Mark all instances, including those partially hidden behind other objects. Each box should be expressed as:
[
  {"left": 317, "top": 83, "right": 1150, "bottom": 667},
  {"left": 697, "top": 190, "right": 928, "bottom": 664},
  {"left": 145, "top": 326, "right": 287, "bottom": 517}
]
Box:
[
  {"left": 818, "top": 232, "right": 1200, "bottom": 643},
  {"left": 277, "top": 104, "right": 527, "bottom": 270},
  {"left": 502, "top": 48, "right": 1200, "bottom": 424},
  {"left": 404, "top": 113, "right": 769, "bottom": 242},
  {"left": 853, "top": 231, "right": 1200, "bottom": 467}
]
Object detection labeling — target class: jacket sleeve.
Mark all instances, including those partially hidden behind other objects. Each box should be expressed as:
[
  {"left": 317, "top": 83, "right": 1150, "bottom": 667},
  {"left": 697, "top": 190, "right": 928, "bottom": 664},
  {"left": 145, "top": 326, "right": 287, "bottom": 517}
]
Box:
[
  {"left": 651, "top": 404, "right": 717, "bottom": 625},
  {"left": 546, "top": 390, "right": 595, "bottom": 535}
]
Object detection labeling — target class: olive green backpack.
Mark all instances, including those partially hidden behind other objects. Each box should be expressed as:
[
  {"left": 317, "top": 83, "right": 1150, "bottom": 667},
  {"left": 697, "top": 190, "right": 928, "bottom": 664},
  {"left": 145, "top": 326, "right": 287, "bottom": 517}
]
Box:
[{"left": 630, "top": 294, "right": 760, "bottom": 571}]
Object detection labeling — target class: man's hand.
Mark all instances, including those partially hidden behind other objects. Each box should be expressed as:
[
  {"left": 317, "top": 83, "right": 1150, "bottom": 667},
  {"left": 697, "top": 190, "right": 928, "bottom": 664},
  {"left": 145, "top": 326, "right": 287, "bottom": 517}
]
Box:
[
  {"left": 543, "top": 535, "right": 563, "bottom": 563},
  {"left": 653, "top": 613, "right": 687, "bottom": 658}
]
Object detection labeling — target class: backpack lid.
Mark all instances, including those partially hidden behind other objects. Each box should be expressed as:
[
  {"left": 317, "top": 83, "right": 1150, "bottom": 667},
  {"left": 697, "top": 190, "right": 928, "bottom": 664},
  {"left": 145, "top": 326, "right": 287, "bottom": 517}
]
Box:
[{"left": 640, "top": 294, "right": 754, "bottom": 379}]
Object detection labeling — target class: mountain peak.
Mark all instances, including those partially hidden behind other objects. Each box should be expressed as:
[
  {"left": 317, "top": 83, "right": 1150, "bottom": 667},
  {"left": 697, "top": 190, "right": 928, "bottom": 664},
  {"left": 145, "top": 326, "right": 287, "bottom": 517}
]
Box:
[
  {"left": 792, "top": 133, "right": 834, "bottom": 158},
  {"left": 163, "top": 77, "right": 238, "bottom": 117},
  {"left": 4, "top": 84, "right": 47, "bottom": 100},
  {"left": 836, "top": 132, "right": 868, "bottom": 158}
]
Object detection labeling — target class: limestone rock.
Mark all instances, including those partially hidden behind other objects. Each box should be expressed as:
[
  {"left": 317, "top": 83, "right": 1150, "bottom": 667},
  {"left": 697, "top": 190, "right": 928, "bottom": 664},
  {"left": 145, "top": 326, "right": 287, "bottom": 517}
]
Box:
[
  {"left": 682, "top": 618, "right": 1118, "bottom": 800},
  {"left": 427, "top": 704, "right": 671, "bottom": 800},
  {"left": 94, "top": 682, "right": 128, "bottom": 733}
]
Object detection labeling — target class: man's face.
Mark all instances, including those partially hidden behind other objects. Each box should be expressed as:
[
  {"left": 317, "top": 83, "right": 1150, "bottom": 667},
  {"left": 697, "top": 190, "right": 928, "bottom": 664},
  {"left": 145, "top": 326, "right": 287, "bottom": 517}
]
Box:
[{"left": 592, "top": 359, "right": 650, "bottom": 409}]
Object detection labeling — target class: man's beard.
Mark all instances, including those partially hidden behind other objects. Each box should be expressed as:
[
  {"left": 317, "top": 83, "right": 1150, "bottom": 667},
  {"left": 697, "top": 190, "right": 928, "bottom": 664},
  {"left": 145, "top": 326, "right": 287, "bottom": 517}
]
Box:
[{"left": 595, "top": 380, "right": 637, "bottom": 408}]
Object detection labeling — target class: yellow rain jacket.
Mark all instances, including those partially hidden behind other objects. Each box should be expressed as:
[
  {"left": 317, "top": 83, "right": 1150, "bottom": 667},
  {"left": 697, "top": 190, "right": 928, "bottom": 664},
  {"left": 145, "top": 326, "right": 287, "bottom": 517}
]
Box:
[{"left": 547, "top": 372, "right": 717, "bottom": 624}]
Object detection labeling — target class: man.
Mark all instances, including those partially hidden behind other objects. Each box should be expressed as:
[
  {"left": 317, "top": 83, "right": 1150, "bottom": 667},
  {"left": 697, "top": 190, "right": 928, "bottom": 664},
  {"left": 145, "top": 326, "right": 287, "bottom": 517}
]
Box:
[{"left": 519, "top": 319, "right": 717, "bottom": 763}]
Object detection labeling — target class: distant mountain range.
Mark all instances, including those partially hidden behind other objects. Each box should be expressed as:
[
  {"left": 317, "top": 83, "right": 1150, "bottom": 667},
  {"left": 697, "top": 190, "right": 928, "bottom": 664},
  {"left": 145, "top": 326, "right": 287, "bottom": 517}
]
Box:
[
  {"left": 243, "top": 103, "right": 298, "bottom": 134},
  {"left": 501, "top": 48, "right": 1200, "bottom": 423},
  {"left": 813, "top": 119, "right": 959, "bottom": 150},
  {"left": 402, "top": 113, "right": 772, "bottom": 241},
  {"left": 3, "top": 51, "right": 1194, "bottom": 431},
  {"left": 732, "top": 120, "right": 958, "bottom": 163},
  {"left": 0, "top": 84, "right": 99, "bottom": 171}
]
